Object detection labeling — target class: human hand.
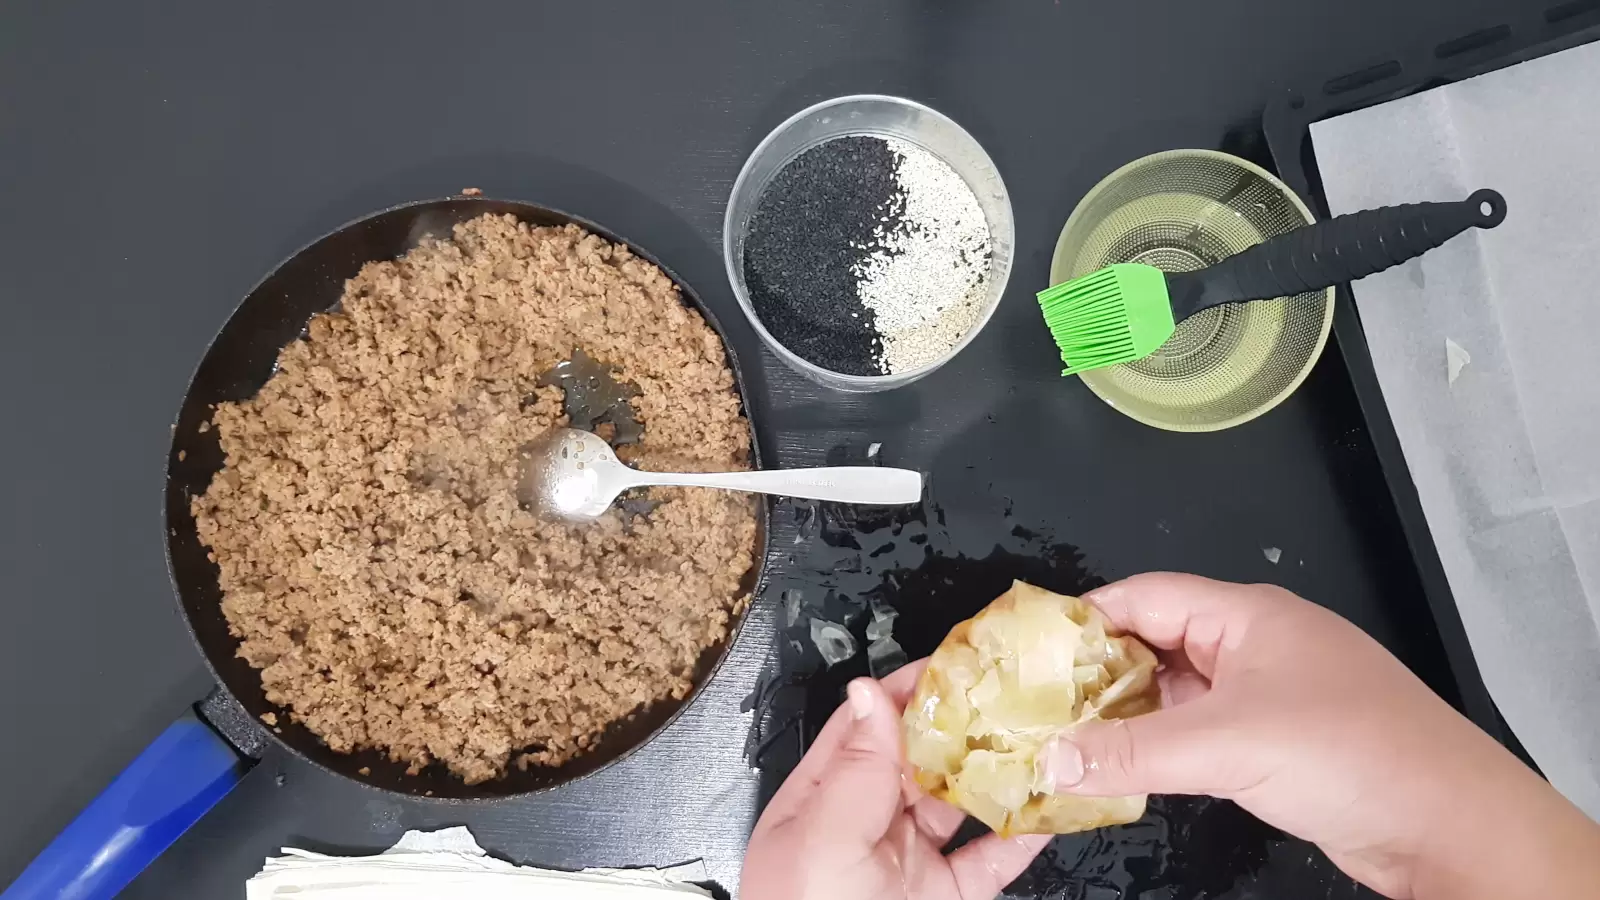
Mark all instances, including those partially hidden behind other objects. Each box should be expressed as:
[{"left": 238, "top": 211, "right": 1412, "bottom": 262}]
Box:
[
  {"left": 740, "top": 665, "right": 1051, "bottom": 900},
  {"left": 1044, "top": 573, "right": 1600, "bottom": 900}
]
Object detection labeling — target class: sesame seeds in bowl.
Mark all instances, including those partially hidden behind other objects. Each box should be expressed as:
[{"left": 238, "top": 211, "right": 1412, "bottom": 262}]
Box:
[{"left": 724, "top": 95, "right": 1014, "bottom": 392}]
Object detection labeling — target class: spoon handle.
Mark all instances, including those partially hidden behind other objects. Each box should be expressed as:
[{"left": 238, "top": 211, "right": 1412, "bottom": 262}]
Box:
[{"left": 629, "top": 467, "right": 923, "bottom": 506}]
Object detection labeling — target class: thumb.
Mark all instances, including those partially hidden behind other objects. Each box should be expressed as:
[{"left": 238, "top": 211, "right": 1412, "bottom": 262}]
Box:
[
  {"left": 1047, "top": 698, "right": 1249, "bottom": 798},
  {"left": 801, "top": 679, "right": 906, "bottom": 849}
]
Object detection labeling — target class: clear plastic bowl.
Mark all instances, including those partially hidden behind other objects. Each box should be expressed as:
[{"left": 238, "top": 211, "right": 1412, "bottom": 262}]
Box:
[
  {"left": 1049, "top": 150, "right": 1334, "bottom": 432},
  {"left": 723, "top": 95, "right": 1014, "bottom": 392}
]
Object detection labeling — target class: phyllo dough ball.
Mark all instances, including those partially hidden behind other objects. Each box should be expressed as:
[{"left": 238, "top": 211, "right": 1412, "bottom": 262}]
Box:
[{"left": 902, "top": 580, "right": 1160, "bottom": 836}]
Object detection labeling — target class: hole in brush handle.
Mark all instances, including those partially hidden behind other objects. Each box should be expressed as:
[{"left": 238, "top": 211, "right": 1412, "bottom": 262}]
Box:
[{"left": 1468, "top": 189, "right": 1508, "bottom": 228}]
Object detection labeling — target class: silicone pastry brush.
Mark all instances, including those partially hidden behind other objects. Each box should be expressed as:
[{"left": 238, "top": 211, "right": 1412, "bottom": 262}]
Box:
[{"left": 1037, "top": 189, "right": 1506, "bottom": 375}]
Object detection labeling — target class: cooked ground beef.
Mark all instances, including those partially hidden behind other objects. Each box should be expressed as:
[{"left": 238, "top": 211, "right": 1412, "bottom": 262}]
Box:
[{"left": 192, "top": 214, "right": 759, "bottom": 783}]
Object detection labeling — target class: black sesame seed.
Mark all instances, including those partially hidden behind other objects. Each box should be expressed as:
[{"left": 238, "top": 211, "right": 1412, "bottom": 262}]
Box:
[{"left": 741, "top": 136, "right": 907, "bottom": 376}]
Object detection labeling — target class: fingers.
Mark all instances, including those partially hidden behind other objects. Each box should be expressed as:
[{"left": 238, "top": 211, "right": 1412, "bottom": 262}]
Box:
[
  {"left": 1155, "top": 649, "right": 1211, "bottom": 708},
  {"left": 799, "top": 679, "right": 910, "bottom": 851},
  {"left": 1047, "top": 697, "right": 1249, "bottom": 797},
  {"left": 881, "top": 657, "right": 928, "bottom": 707},
  {"left": 945, "top": 832, "right": 1052, "bottom": 900},
  {"left": 761, "top": 663, "right": 931, "bottom": 833},
  {"left": 1158, "top": 666, "right": 1212, "bottom": 708},
  {"left": 907, "top": 794, "right": 968, "bottom": 844},
  {"left": 758, "top": 686, "right": 860, "bottom": 828},
  {"left": 1085, "top": 573, "right": 1272, "bottom": 678}
]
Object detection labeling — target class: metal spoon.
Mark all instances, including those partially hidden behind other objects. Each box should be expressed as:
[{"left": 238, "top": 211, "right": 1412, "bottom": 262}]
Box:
[{"left": 517, "top": 427, "right": 924, "bottom": 522}]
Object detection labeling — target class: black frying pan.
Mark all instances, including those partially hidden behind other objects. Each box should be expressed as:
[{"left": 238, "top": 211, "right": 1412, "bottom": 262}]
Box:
[{"left": 6, "top": 198, "right": 768, "bottom": 899}]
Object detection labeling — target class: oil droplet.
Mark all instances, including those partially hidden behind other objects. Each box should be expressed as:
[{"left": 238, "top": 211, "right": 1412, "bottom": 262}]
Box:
[{"left": 536, "top": 348, "right": 643, "bottom": 444}]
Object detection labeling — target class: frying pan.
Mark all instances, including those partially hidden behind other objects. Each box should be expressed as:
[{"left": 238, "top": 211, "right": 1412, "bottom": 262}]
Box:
[{"left": 5, "top": 198, "right": 769, "bottom": 899}]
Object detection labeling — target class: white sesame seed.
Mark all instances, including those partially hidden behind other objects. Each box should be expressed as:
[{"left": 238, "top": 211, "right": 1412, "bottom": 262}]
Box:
[{"left": 852, "top": 139, "right": 991, "bottom": 373}]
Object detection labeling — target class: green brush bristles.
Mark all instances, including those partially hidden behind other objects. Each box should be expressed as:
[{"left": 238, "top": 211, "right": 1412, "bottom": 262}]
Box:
[{"left": 1036, "top": 264, "right": 1177, "bottom": 376}]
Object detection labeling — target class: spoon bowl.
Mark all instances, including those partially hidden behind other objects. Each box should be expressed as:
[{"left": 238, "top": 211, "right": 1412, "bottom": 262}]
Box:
[{"left": 516, "top": 428, "right": 630, "bottom": 521}]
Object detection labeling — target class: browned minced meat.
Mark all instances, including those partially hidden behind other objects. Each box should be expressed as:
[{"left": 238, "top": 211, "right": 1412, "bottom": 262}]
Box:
[{"left": 192, "top": 215, "right": 758, "bottom": 784}]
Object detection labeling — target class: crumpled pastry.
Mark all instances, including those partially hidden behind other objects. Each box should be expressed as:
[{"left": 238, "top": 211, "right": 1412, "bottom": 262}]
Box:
[{"left": 902, "top": 580, "right": 1160, "bottom": 836}]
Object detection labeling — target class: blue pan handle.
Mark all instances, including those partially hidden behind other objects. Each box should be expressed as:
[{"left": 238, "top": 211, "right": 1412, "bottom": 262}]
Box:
[{"left": 2, "top": 711, "right": 246, "bottom": 900}]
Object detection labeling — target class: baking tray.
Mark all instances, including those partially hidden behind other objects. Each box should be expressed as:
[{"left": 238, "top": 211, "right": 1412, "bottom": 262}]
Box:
[{"left": 1263, "top": 2, "right": 1600, "bottom": 753}]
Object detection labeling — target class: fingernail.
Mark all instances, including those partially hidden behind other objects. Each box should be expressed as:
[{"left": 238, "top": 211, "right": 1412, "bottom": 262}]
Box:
[
  {"left": 846, "top": 680, "right": 874, "bottom": 720},
  {"left": 1083, "top": 584, "right": 1117, "bottom": 608},
  {"left": 1043, "top": 737, "right": 1085, "bottom": 790}
]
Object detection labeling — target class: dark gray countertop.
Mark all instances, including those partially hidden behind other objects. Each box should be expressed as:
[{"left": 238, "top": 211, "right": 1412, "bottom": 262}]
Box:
[{"left": 0, "top": 1, "right": 1533, "bottom": 896}]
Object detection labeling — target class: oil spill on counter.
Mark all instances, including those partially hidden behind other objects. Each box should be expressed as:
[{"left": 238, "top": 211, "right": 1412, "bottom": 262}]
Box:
[
  {"left": 741, "top": 457, "right": 1107, "bottom": 770},
  {"left": 1003, "top": 795, "right": 1360, "bottom": 900},
  {"left": 743, "top": 446, "right": 1361, "bottom": 900}
]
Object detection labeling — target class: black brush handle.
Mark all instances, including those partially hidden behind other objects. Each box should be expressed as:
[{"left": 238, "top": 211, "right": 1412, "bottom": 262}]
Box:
[{"left": 1164, "top": 188, "right": 1506, "bottom": 322}]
